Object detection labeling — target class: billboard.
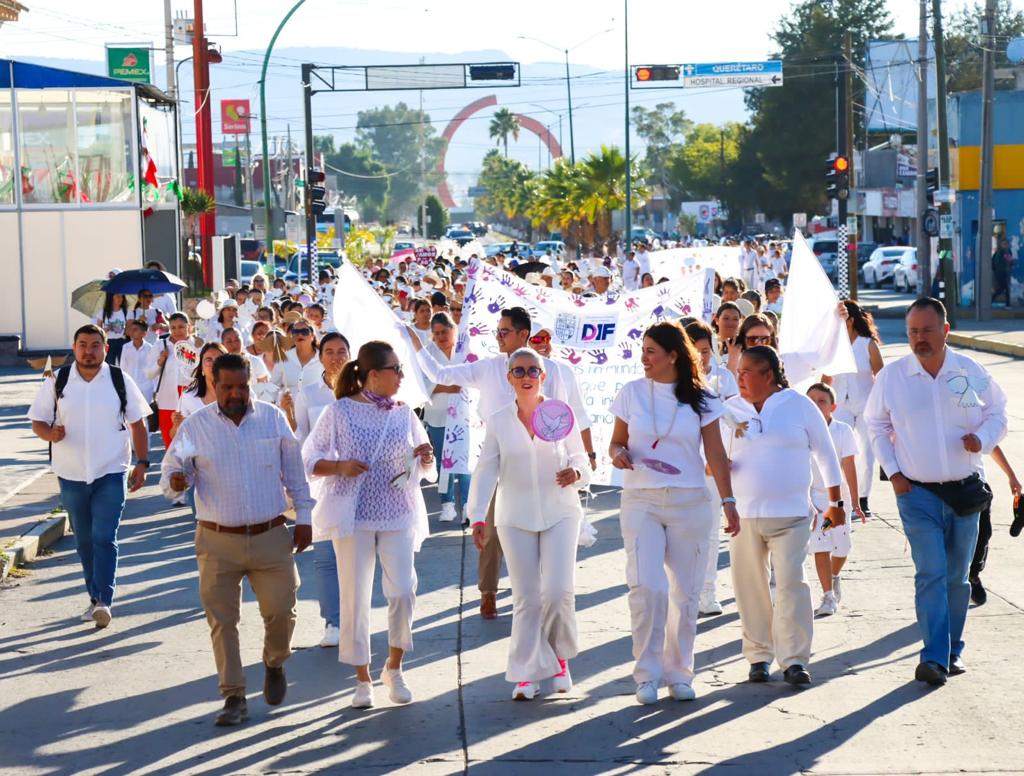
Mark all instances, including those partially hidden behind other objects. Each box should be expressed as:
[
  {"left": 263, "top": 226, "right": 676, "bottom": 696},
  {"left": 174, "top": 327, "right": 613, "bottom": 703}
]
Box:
[
  {"left": 864, "top": 40, "right": 935, "bottom": 134},
  {"left": 221, "top": 99, "right": 251, "bottom": 134},
  {"left": 106, "top": 47, "right": 151, "bottom": 83}
]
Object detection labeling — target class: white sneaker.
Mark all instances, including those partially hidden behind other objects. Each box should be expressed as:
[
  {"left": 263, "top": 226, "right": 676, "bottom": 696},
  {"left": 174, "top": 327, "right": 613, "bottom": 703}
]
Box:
[
  {"left": 814, "top": 592, "right": 837, "bottom": 618},
  {"left": 699, "top": 590, "right": 723, "bottom": 616},
  {"left": 318, "top": 624, "right": 339, "bottom": 648},
  {"left": 172, "top": 495, "right": 187, "bottom": 506},
  {"left": 92, "top": 605, "right": 112, "bottom": 629},
  {"left": 512, "top": 681, "right": 539, "bottom": 701},
  {"left": 668, "top": 683, "right": 696, "bottom": 701},
  {"left": 380, "top": 667, "right": 413, "bottom": 704},
  {"left": 351, "top": 680, "right": 375, "bottom": 709},
  {"left": 832, "top": 575, "right": 843, "bottom": 603},
  {"left": 439, "top": 503, "right": 458, "bottom": 522},
  {"left": 551, "top": 659, "right": 572, "bottom": 693},
  {"left": 635, "top": 681, "right": 659, "bottom": 705},
  {"left": 80, "top": 603, "right": 96, "bottom": 622}
]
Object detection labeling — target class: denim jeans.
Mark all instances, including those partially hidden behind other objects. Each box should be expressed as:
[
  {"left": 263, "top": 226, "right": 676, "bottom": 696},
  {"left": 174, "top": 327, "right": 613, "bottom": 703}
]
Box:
[
  {"left": 426, "top": 423, "right": 471, "bottom": 509},
  {"left": 896, "top": 484, "right": 980, "bottom": 667},
  {"left": 58, "top": 471, "right": 128, "bottom": 607},
  {"left": 314, "top": 540, "right": 340, "bottom": 628}
]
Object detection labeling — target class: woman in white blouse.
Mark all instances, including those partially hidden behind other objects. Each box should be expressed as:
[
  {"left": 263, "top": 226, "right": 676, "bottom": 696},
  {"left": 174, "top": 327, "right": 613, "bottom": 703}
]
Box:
[
  {"left": 609, "top": 322, "right": 739, "bottom": 705},
  {"left": 467, "top": 348, "right": 589, "bottom": 701},
  {"left": 302, "top": 341, "right": 435, "bottom": 710},
  {"left": 724, "top": 346, "right": 843, "bottom": 687},
  {"left": 170, "top": 342, "right": 227, "bottom": 440}
]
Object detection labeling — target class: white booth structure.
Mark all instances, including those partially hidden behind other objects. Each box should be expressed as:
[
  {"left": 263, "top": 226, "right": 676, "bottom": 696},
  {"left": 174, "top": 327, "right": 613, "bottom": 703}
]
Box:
[{"left": 0, "top": 59, "right": 180, "bottom": 351}]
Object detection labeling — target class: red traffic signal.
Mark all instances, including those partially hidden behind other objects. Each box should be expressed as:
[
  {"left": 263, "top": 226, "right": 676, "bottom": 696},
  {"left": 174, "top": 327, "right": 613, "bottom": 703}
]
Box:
[
  {"left": 832, "top": 155, "right": 850, "bottom": 173},
  {"left": 634, "top": 65, "right": 680, "bottom": 82}
]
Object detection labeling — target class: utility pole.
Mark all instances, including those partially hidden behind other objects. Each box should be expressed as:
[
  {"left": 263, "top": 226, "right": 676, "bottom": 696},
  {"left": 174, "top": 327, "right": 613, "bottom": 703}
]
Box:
[
  {"left": 302, "top": 63, "right": 315, "bottom": 286},
  {"left": 976, "top": 0, "right": 997, "bottom": 320},
  {"left": 285, "top": 125, "right": 293, "bottom": 212},
  {"left": 565, "top": 50, "right": 575, "bottom": 164},
  {"left": 916, "top": 0, "right": 932, "bottom": 297},
  {"left": 835, "top": 50, "right": 850, "bottom": 298},
  {"left": 163, "top": 0, "right": 175, "bottom": 99},
  {"left": 419, "top": 57, "right": 427, "bottom": 241},
  {"left": 845, "top": 31, "right": 858, "bottom": 300},
  {"left": 192, "top": 0, "right": 215, "bottom": 288},
  {"left": 623, "top": 0, "right": 631, "bottom": 250},
  {"left": 933, "top": 0, "right": 956, "bottom": 326}
]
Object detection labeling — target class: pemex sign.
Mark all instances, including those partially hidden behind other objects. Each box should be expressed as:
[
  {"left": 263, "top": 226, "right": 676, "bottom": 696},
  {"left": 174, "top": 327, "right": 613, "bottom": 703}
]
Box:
[{"left": 106, "top": 46, "right": 151, "bottom": 83}]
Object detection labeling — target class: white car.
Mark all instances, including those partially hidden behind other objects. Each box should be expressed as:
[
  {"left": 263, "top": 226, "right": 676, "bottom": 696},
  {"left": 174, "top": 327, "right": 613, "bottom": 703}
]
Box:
[
  {"left": 892, "top": 250, "right": 925, "bottom": 293},
  {"left": 861, "top": 246, "right": 915, "bottom": 287}
]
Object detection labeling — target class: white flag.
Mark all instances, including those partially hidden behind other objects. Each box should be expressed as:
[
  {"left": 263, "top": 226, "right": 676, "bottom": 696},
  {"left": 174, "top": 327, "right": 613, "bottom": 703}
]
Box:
[{"left": 778, "top": 232, "right": 856, "bottom": 387}]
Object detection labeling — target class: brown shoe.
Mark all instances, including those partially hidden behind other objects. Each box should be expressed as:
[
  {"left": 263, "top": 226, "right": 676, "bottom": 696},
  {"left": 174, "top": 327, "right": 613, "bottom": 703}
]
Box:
[
  {"left": 264, "top": 663, "right": 287, "bottom": 706},
  {"left": 480, "top": 592, "right": 497, "bottom": 619},
  {"left": 214, "top": 695, "right": 248, "bottom": 726}
]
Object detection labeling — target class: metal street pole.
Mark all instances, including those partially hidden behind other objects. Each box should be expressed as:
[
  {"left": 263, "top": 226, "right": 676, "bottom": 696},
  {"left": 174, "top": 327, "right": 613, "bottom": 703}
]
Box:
[
  {"left": 302, "top": 63, "right": 315, "bottom": 285},
  {"left": 260, "top": 0, "right": 307, "bottom": 247},
  {"left": 836, "top": 52, "right": 850, "bottom": 299},
  {"left": 916, "top": 0, "right": 932, "bottom": 297},
  {"left": 565, "top": 49, "right": 575, "bottom": 165},
  {"left": 976, "top": 0, "right": 997, "bottom": 320},
  {"left": 933, "top": 0, "right": 956, "bottom": 326},
  {"left": 624, "top": 0, "right": 631, "bottom": 249},
  {"left": 192, "top": 0, "right": 215, "bottom": 288},
  {"left": 163, "top": 0, "right": 176, "bottom": 99},
  {"left": 845, "top": 31, "right": 858, "bottom": 301}
]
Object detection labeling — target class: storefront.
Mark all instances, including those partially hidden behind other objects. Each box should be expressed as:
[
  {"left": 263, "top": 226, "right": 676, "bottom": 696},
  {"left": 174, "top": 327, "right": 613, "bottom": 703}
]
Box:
[{"left": 0, "top": 59, "right": 180, "bottom": 350}]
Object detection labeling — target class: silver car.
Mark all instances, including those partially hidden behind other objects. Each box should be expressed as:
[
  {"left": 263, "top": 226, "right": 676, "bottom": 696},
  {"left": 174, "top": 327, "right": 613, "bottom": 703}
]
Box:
[{"left": 862, "top": 247, "right": 915, "bottom": 287}]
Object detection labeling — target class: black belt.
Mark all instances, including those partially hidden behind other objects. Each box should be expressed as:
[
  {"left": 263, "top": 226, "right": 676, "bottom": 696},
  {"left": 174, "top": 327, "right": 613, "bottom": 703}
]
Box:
[{"left": 198, "top": 515, "right": 287, "bottom": 535}]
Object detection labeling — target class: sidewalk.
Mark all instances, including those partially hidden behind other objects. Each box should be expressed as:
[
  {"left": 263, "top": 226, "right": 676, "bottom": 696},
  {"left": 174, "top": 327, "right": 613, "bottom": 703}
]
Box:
[{"left": 947, "top": 318, "right": 1024, "bottom": 358}]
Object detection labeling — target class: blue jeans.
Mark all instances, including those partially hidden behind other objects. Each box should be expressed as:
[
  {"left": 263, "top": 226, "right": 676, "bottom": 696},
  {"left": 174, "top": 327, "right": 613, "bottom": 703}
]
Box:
[
  {"left": 426, "top": 423, "right": 471, "bottom": 509},
  {"left": 58, "top": 472, "right": 128, "bottom": 607},
  {"left": 314, "top": 540, "right": 340, "bottom": 628},
  {"left": 896, "top": 484, "right": 980, "bottom": 667}
]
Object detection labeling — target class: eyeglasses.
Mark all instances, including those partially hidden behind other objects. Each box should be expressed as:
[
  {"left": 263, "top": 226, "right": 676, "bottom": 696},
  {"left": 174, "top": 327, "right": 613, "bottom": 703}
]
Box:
[
  {"left": 529, "top": 333, "right": 550, "bottom": 344},
  {"left": 509, "top": 366, "right": 543, "bottom": 379},
  {"left": 496, "top": 328, "right": 516, "bottom": 339},
  {"left": 377, "top": 364, "right": 404, "bottom": 375},
  {"left": 291, "top": 327, "right": 312, "bottom": 336},
  {"left": 745, "top": 335, "right": 772, "bottom": 346}
]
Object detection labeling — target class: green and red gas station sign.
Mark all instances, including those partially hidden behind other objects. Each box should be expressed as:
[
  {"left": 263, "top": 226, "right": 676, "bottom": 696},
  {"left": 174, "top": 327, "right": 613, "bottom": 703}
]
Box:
[{"left": 106, "top": 47, "right": 151, "bottom": 83}]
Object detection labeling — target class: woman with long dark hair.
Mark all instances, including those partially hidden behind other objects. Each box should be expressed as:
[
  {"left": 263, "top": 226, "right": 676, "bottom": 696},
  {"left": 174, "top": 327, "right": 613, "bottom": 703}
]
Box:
[
  {"left": 723, "top": 346, "right": 843, "bottom": 686},
  {"left": 712, "top": 301, "right": 743, "bottom": 367},
  {"left": 302, "top": 340, "right": 435, "bottom": 710},
  {"left": 170, "top": 342, "right": 227, "bottom": 441},
  {"left": 827, "top": 299, "right": 884, "bottom": 516},
  {"left": 95, "top": 292, "right": 129, "bottom": 364},
  {"left": 127, "top": 288, "right": 163, "bottom": 343},
  {"left": 727, "top": 313, "right": 778, "bottom": 375},
  {"left": 609, "top": 322, "right": 739, "bottom": 704}
]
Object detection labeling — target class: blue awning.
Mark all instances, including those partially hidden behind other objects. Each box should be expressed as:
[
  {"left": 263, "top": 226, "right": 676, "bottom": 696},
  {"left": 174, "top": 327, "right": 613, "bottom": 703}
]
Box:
[{"left": 0, "top": 59, "right": 132, "bottom": 90}]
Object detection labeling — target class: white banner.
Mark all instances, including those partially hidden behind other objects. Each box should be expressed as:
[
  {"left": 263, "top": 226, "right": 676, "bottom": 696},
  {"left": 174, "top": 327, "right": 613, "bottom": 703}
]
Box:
[
  {"left": 646, "top": 246, "right": 742, "bottom": 284},
  {"left": 440, "top": 259, "right": 712, "bottom": 485}
]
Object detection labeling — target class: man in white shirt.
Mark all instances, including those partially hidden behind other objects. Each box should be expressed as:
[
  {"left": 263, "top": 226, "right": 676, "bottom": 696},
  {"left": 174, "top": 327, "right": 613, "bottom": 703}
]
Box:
[
  {"left": 635, "top": 244, "right": 651, "bottom": 280},
  {"left": 407, "top": 306, "right": 594, "bottom": 619},
  {"left": 622, "top": 250, "right": 640, "bottom": 291},
  {"left": 865, "top": 298, "right": 1007, "bottom": 686},
  {"left": 28, "top": 324, "right": 151, "bottom": 629}
]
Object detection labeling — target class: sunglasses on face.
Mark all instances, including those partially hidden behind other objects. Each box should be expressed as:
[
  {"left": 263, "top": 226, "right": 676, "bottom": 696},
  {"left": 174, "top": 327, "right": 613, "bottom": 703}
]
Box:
[
  {"left": 377, "top": 364, "right": 403, "bottom": 376},
  {"left": 291, "top": 328, "right": 312, "bottom": 336},
  {"left": 529, "top": 333, "right": 550, "bottom": 344},
  {"left": 509, "top": 366, "right": 543, "bottom": 379},
  {"left": 745, "top": 335, "right": 772, "bottom": 346}
]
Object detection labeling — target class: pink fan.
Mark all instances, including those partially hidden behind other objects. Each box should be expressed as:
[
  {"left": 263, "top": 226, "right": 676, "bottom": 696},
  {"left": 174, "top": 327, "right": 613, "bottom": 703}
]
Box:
[
  {"left": 531, "top": 399, "right": 575, "bottom": 442},
  {"left": 639, "top": 458, "right": 681, "bottom": 475}
]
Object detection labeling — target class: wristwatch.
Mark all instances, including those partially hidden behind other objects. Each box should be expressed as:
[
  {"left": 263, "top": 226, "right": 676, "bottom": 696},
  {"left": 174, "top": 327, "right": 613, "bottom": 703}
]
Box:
[
  {"left": 136, "top": 459, "right": 150, "bottom": 469},
  {"left": 721, "top": 496, "right": 737, "bottom": 506},
  {"left": 828, "top": 499, "right": 844, "bottom": 509}
]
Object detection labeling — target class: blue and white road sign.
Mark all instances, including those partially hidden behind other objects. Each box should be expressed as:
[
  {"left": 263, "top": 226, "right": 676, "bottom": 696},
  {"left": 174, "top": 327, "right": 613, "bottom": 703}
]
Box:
[{"left": 679, "top": 61, "right": 783, "bottom": 88}]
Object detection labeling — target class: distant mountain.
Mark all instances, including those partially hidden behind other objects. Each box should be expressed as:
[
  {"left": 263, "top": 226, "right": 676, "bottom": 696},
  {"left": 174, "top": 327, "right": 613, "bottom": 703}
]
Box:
[{"left": 15, "top": 47, "right": 749, "bottom": 208}]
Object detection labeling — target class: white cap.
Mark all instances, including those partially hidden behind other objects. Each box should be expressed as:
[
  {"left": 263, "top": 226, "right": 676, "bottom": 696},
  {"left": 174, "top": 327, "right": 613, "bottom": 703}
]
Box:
[
  {"left": 541, "top": 265, "right": 555, "bottom": 276},
  {"left": 525, "top": 272, "right": 544, "bottom": 286},
  {"left": 592, "top": 266, "right": 612, "bottom": 279},
  {"left": 221, "top": 299, "right": 239, "bottom": 309},
  {"left": 530, "top": 320, "right": 553, "bottom": 337}
]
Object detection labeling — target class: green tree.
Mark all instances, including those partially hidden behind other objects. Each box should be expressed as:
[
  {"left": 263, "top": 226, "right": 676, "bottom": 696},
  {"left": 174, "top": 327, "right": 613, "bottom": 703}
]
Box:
[
  {"left": 180, "top": 187, "right": 216, "bottom": 291},
  {"left": 666, "top": 122, "right": 742, "bottom": 202},
  {"left": 323, "top": 142, "right": 390, "bottom": 222},
  {"left": 489, "top": 108, "right": 521, "bottom": 157},
  {"left": 232, "top": 141, "right": 245, "bottom": 207},
  {"left": 741, "top": 0, "right": 894, "bottom": 217},
  {"left": 946, "top": 0, "right": 1024, "bottom": 91},
  {"left": 417, "top": 194, "right": 449, "bottom": 239},
  {"left": 355, "top": 103, "right": 445, "bottom": 221},
  {"left": 631, "top": 102, "right": 692, "bottom": 196},
  {"left": 576, "top": 145, "right": 648, "bottom": 245},
  {"left": 314, "top": 134, "right": 336, "bottom": 154}
]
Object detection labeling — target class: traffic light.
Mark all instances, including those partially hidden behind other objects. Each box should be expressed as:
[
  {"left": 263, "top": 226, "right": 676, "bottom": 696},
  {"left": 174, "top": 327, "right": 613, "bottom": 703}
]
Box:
[
  {"left": 307, "top": 168, "right": 326, "bottom": 217},
  {"left": 825, "top": 154, "right": 850, "bottom": 201},
  {"left": 469, "top": 64, "right": 516, "bottom": 81},
  {"left": 634, "top": 65, "right": 681, "bottom": 82},
  {"left": 925, "top": 167, "right": 939, "bottom": 205}
]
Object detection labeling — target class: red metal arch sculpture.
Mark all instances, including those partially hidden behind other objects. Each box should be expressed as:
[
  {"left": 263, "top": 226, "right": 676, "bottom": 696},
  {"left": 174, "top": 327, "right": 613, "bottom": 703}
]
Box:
[{"left": 436, "top": 96, "right": 565, "bottom": 209}]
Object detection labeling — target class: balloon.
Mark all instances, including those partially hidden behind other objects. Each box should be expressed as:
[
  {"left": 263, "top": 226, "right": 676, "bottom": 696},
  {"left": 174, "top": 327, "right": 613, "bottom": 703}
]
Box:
[
  {"left": 196, "top": 300, "right": 216, "bottom": 320},
  {"left": 531, "top": 399, "right": 575, "bottom": 442}
]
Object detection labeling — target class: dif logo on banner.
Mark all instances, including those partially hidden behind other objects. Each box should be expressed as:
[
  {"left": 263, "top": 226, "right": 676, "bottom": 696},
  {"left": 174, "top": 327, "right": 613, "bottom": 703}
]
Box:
[{"left": 553, "top": 312, "right": 619, "bottom": 349}]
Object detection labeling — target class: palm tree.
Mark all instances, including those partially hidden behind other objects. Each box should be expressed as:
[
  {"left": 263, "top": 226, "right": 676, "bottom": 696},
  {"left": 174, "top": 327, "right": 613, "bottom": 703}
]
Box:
[
  {"left": 180, "top": 186, "right": 216, "bottom": 291},
  {"left": 577, "top": 145, "right": 649, "bottom": 242},
  {"left": 489, "top": 108, "right": 521, "bottom": 158}
]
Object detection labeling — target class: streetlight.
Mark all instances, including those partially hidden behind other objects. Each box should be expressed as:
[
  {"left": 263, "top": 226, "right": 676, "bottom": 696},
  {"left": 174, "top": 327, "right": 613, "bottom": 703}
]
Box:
[
  {"left": 529, "top": 103, "right": 564, "bottom": 160},
  {"left": 517, "top": 27, "right": 612, "bottom": 165}
]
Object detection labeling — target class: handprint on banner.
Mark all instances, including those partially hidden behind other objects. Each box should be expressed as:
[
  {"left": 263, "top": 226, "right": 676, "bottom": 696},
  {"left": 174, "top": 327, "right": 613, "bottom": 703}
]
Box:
[
  {"left": 486, "top": 296, "right": 506, "bottom": 314},
  {"left": 572, "top": 296, "right": 586, "bottom": 308},
  {"left": 560, "top": 348, "right": 582, "bottom": 365},
  {"left": 469, "top": 323, "right": 489, "bottom": 337},
  {"left": 588, "top": 350, "right": 609, "bottom": 366},
  {"left": 467, "top": 263, "right": 479, "bottom": 279},
  {"left": 624, "top": 297, "right": 639, "bottom": 312},
  {"left": 447, "top": 404, "right": 458, "bottom": 418},
  {"left": 628, "top": 328, "right": 643, "bottom": 340},
  {"left": 446, "top": 425, "right": 466, "bottom": 445},
  {"left": 652, "top": 305, "right": 667, "bottom": 320},
  {"left": 498, "top": 274, "right": 515, "bottom": 288},
  {"left": 605, "top": 294, "right": 618, "bottom": 306},
  {"left": 675, "top": 302, "right": 693, "bottom": 316},
  {"left": 441, "top": 454, "right": 457, "bottom": 470},
  {"left": 535, "top": 290, "right": 550, "bottom": 304},
  {"left": 513, "top": 286, "right": 527, "bottom": 298},
  {"left": 464, "top": 288, "right": 479, "bottom": 306},
  {"left": 620, "top": 342, "right": 634, "bottom": 360},
  {"left": 466, "top": 353, "right": 479, "bottom": 363}
]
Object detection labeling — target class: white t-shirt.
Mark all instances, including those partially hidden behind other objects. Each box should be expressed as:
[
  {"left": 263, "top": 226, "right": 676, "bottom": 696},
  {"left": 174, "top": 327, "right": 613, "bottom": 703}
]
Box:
[
  {"left": 177, "top": 388, "right": 214, "bottom": 418},
  {"left": 810, "top": 418, "right": 857, "bottom": 512},
  {"left": 635, "top": 250, "right": 651, "bottom": 278},
  {"left": 94, "top": 310, "right": 127, "bottom": 340},
  {"left": 622, "top": 257, "right": 640, "bottom": 290},
  {"left": 611, "top": 378, "right": 724, "bottom": 489}
]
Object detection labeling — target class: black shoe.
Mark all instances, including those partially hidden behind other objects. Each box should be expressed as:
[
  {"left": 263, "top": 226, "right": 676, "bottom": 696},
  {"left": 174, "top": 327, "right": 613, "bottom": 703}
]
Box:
[
  {"left": 969, "top": 576, "right": 987, "bottom": 606},
  {"left": 859, "top": 497, "right": 872, "bottom": 517},
  {"left": 783, "top": 665, "right": 811, "bottom": 685},
  {"left": 948, "top": 655, "right": 966, "bottom": 676},
  {"left": 914, "top": 661, "right": 947, "bottom": 686},
  {"left": 748, "top": 662, "right": 771, "bottom": 683},
  {"left": 264, "top": 663, "right": 287, "bottom": 706},
  {"left": 214, "top": 695, "right": 248, "bottom": 726}
]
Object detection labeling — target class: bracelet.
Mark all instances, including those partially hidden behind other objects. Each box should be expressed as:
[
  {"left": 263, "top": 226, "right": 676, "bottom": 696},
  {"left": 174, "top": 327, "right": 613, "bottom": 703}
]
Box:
[
  {"left": 612, "top": 447, "right": 628, "bottom": 460},
  {"left": 587, "top": 452, "right": 597, "bottom": 460},
  {"left": 721, "top": 496, "right": 737, "bottom": 506}
]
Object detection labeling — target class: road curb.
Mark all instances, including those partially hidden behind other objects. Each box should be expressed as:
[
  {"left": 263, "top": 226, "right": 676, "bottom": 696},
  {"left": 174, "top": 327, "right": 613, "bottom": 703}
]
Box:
[
  {"left": 0, "top": 512, "right": 70, "bottom": 583},
  {"left": 948, "top": 332, "right": 1024, "bottom": 359}
]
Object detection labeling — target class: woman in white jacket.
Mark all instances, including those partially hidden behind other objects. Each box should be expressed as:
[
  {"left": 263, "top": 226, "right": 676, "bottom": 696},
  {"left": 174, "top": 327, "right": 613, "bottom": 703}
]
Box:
[
  {"left": 302, "top": 340, "right": 436, "bottom": 710},
  {"left": 467, "top": 348, "right": 590, "bottom": 701}
]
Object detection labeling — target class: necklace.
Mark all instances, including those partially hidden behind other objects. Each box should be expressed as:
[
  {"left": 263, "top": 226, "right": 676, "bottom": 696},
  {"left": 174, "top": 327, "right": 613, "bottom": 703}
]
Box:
[{"left": 649, "top": 379, "right": 679, "bottom": 449}]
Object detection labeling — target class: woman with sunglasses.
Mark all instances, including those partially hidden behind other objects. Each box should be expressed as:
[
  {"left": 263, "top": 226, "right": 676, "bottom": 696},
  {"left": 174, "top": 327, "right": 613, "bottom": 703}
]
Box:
[
  {"left": 272, "top": 320, "right": 322, "bottom": 396},
  {"left": 467, "top": 348, "right": 589, "bottom": 701},
  {"left": 302, "top": 341, "right": 435, "bottom": 710},
  {"left": 727, "top": 313, "right": 778, "bottom": 376},
  {"left": 723, "top": 346, "right": 843, "bottom": 686},
  {"left": 609, "top": 322, "right": 739, "bottom": 705},
  {"left": 128, "top": 288, "right": 163, "bottom": 343}
]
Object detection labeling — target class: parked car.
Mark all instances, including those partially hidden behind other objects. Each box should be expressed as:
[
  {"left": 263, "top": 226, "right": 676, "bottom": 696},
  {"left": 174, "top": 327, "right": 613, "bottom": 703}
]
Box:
[
  {"left": 532, "top": 240, "right": 566, "bottom": 258},
  {"left": 862, "top": 246, "right": 915, "bottom": 287},
  {"left": 891, "top": 250, "right": 922, "bottom": 293},
  {"left": 445, "top": 228, "right": 475, "bottom": 247},
  {"left": 485, "top": 242, "right": 513, "bottom": 258},
  {"left": 392, "top": 240, "right": 416, "bottom": 254},
  {"left": 811, "top": 239, "right": 839, "bottom": 278},
  {"left": 854, "top": 241, "right": 878, "bottom": 267},
  {"left": 240, "top": 260, "right": 262, "bottom": 284}
]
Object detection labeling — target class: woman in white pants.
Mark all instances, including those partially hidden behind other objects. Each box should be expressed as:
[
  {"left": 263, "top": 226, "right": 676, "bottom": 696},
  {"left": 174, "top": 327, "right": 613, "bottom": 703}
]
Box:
[
  {"left": 827, "top": 300, "right": 883, "bottom": 515},
  {"left": 302, "top": 340, "right": 436, "bottom": 709},
  {"left": 724, "top": 346, "right": 844, "bottom": 686},
  {"left": 468, "top": 348, "right": 589, "bottom": 701},
  {"left": 609, "top": 322, "right": 740, "bottom": 705}
]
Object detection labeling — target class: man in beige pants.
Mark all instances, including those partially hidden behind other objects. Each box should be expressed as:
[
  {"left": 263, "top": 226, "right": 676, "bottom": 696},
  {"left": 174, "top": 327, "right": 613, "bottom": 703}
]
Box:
[{"left": 162, "top": 354, "right": 313, "bottom": 725}]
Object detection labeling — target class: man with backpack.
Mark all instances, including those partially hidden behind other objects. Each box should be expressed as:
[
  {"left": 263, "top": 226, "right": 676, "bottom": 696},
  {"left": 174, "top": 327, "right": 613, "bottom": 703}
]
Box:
[{"left": 28, "top": 324, "right": 152, "bottom": 629}]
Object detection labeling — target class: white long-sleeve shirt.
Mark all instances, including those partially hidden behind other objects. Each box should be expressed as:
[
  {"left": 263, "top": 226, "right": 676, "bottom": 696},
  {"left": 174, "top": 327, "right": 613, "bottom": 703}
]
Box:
[
  {"left": 119, "top": 340, "right": 155, "bottom": 402},
  {"left": 145, "top": 336, "right": 195, "bottom": 411},
  {"left": 864, "top": 348, "right": 1007, "bottom": 484},
  {"left": 723, "top": 388, "right": 842, "bottom": 518},
  {"left": 467, "top": 399, "right": 590, "bottom": 531}
]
